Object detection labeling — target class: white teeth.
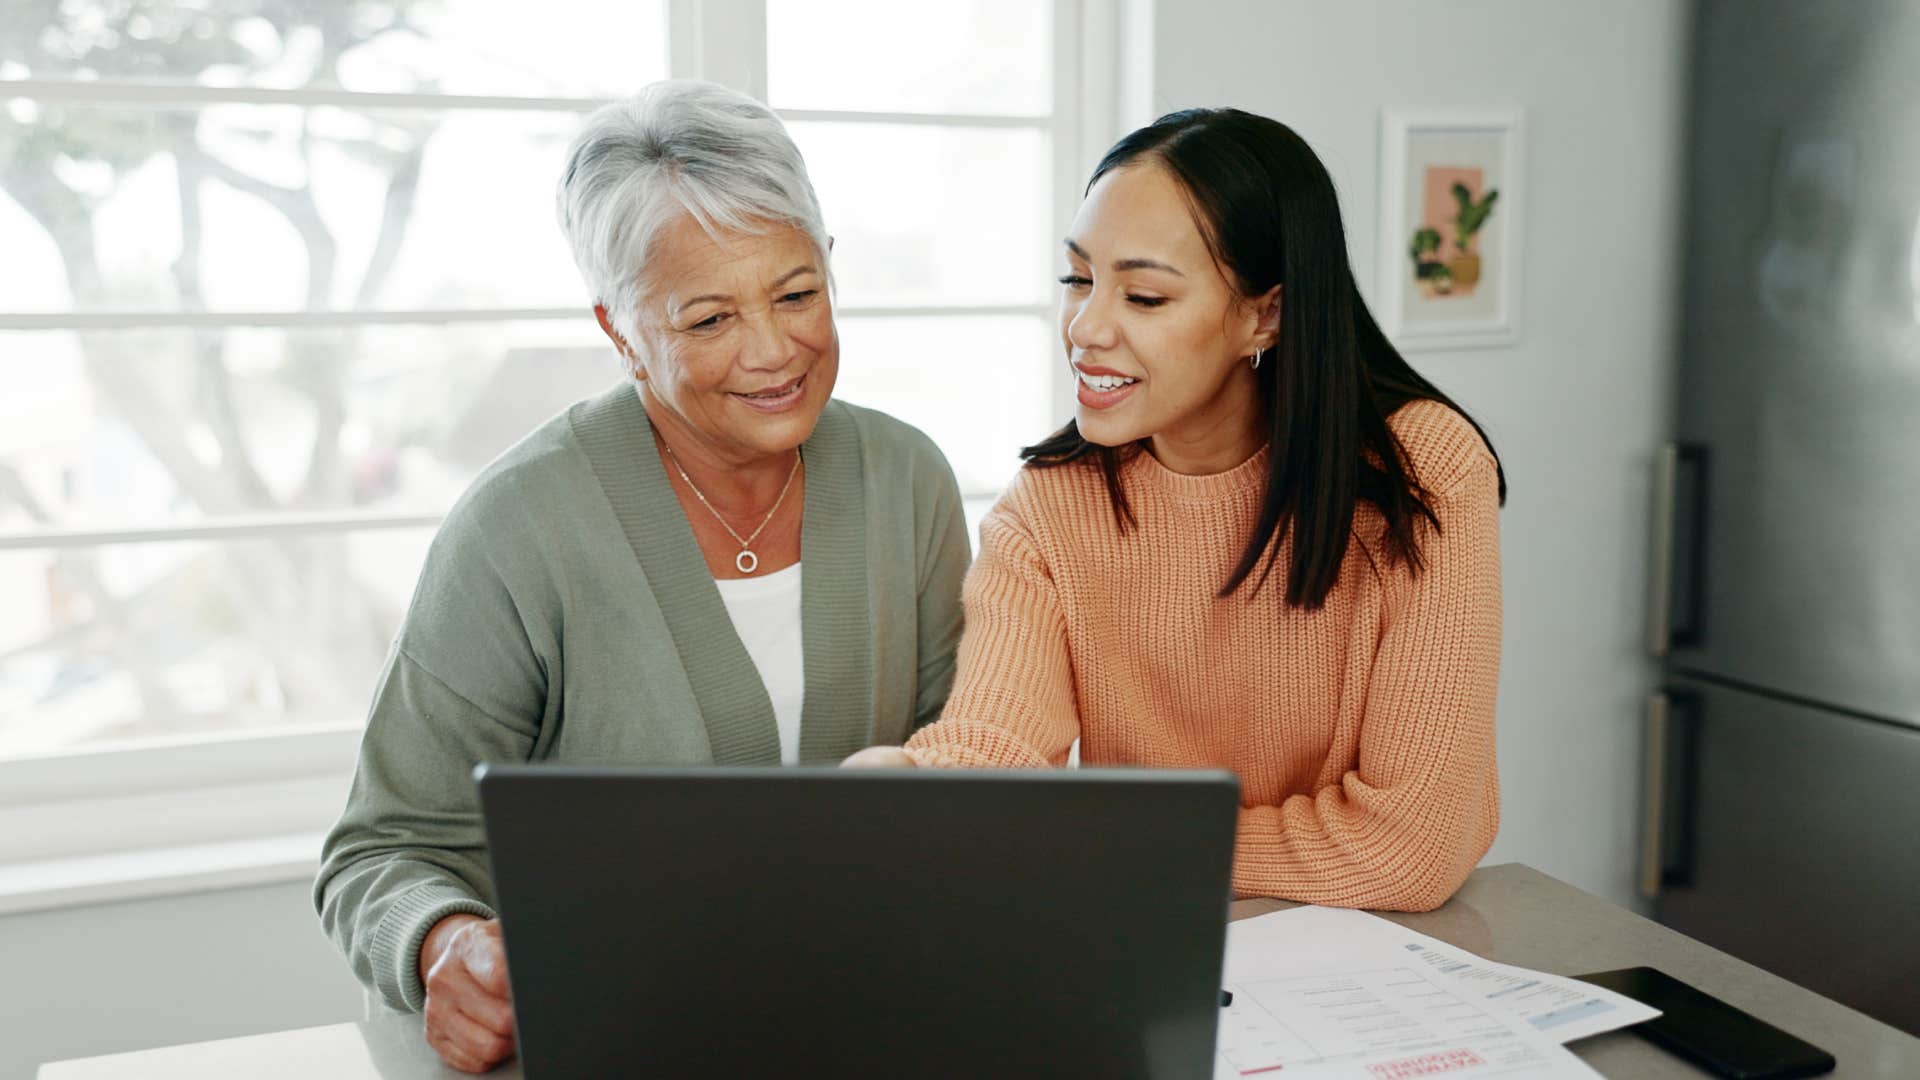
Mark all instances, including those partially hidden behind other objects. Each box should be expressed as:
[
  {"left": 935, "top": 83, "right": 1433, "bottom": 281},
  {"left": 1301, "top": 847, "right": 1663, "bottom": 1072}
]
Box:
[
  {"left": 1077, "top": 371, "right": 1138, "bottom": 392},
  {"left": 744, "top": 380, "right": 800, "bottom": 398}
]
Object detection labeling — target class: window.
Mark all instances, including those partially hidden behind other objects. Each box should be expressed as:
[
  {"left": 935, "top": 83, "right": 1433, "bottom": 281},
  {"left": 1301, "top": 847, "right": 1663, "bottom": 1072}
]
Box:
[
  {"left": 0, "top": 3, "right": 670, "bottom": 789},
  {"left": 0, "top": 0, "right": 1132, "bottom": 884}
]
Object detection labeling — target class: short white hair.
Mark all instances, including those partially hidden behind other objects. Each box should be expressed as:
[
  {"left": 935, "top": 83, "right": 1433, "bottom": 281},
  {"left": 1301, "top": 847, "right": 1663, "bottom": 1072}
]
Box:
[{"left": 556, "top": 80, "right": 830, "bottom": 340}]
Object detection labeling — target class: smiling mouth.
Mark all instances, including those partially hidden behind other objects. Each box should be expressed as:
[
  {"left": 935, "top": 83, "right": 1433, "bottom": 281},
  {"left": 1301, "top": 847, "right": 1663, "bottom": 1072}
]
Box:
[
  {"left": 1073, "top": 365, "right": 1141, "bottom": 410},
  {"left": 1074, "top": 368, "right": 1139, "bottom": 392},
  {"left": 732, "top": 373, "right": 807, "bottom": 409}
]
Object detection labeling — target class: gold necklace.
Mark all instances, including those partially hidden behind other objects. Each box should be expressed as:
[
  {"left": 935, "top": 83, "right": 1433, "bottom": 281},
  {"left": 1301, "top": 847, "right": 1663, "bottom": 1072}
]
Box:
[{"left": 661, "top": 442, "right": 801, "bottom": 575}]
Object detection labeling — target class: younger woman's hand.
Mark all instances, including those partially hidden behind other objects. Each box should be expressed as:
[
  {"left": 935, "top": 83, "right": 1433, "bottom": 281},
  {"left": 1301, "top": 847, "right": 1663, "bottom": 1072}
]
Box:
[{"left": 840, "top": 746, "right": 916, "bottom": 768}]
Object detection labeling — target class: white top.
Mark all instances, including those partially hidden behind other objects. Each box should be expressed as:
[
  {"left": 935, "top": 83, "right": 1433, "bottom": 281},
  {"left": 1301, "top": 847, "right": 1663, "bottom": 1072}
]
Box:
[{"left": 713, "top": 562, "right": 805, "bottom": 765}]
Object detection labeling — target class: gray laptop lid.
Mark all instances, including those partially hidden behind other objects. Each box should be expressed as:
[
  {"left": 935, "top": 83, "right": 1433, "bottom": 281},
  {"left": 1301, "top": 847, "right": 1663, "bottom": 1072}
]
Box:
[{"left": 476, "top": 765, "right": 1239, "bottom": 1078}]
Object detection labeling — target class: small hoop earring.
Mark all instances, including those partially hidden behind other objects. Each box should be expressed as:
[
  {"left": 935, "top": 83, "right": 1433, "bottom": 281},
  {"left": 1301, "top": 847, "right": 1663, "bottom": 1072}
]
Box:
[{"left": 1249, "top": 347, "right": 1265, "bottom": 371}]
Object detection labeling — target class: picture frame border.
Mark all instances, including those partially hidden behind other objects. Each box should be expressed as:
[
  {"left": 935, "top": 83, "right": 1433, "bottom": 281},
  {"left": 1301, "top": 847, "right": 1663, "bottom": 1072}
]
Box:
[{"left": 1376, "top": 106, "right": 1526, "bottom": 352}]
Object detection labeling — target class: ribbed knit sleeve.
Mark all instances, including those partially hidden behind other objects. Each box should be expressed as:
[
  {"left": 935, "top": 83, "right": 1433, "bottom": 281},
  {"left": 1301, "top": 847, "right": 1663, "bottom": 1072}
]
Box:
[
  {"left": 1231, "top": 450, "right": 1502, "bottom": 910},
  {"left": 903, "top": 501, "right": 1078, "bottom": 768}
]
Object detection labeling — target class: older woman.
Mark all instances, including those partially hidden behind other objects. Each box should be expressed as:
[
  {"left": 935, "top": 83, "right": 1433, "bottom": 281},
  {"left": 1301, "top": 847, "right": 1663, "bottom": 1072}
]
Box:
[{"left": 314, "top": 80, "right": 970, "bottom": 1073}]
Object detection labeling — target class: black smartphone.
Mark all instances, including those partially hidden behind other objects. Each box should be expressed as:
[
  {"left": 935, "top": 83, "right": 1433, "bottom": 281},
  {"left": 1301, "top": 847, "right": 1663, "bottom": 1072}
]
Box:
[{"left": 1574, "top": 966, "right": 1835, "bottom": 1079}]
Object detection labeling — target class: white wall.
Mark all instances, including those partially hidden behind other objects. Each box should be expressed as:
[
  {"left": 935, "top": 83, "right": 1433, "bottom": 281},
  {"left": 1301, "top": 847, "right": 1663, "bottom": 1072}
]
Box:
[
  {"left": 0, "top": 880, "right": 362, "bottom": 1080},
  {"left": 1152, "top": 0, "right": 1689, "bottom": 904}
]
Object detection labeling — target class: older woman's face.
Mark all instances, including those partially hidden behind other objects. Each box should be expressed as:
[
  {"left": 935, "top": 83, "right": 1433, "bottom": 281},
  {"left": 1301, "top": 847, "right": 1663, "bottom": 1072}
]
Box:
[{"left": 619, "top": 215, "right": 837, "bottom": 464}]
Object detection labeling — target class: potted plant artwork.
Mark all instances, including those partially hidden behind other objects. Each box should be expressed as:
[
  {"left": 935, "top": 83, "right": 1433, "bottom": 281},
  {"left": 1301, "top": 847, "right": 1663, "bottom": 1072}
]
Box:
[
  {"left": 1408, "top": 226, "right": 1451, "bottom": 298},
  {"left": 1448, "top": 181, "right": 1498, "bottom": 289},
  {"left": 1378, "top": 107, "right": 1523, "bottom": 348},
  {"left": 1406, "top": 183, "right": 1499, "bottom": 298}
]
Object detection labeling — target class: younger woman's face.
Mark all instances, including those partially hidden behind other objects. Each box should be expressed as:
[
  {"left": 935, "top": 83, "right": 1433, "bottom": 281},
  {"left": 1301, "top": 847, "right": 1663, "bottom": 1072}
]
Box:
[{"left": 1058, "top": 162, "right": 1277, "bottom": 473}]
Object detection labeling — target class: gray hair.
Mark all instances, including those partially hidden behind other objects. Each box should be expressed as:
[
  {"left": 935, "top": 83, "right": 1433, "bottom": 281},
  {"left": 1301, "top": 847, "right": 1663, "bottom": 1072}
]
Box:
[{"left": 556, "top": 80, "right": 830, "bottom": 341}]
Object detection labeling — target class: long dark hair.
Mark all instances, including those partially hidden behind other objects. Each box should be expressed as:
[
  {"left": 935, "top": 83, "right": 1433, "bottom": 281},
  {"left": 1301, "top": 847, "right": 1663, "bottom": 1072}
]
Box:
[{"left": 1024, "top": 107, "right": 1506, "bottom": 609}]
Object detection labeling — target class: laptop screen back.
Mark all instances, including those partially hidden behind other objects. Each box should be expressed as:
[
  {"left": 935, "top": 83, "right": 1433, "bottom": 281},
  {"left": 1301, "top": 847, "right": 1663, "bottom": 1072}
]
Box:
[{"left": 477, "top": 765, "right": 1239, "bottom": 1078}]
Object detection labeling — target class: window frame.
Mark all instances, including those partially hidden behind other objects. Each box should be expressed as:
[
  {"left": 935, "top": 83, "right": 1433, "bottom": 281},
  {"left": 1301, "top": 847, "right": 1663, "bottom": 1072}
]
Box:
[{"left": 0, "top": 0, "right": 1145, "bottom": 904}]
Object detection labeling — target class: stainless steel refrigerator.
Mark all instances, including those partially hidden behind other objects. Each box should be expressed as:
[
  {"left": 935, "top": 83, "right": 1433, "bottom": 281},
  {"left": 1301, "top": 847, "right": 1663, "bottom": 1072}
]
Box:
[{"left": 1644, "top": 0, "right": 1920, "bottom": 1036}]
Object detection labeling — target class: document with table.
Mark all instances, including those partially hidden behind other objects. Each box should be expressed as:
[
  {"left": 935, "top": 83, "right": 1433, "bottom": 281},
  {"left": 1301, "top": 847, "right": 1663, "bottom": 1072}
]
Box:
[{"left": 1213, "top": 906, "right": 1661, "bottom": 1078}]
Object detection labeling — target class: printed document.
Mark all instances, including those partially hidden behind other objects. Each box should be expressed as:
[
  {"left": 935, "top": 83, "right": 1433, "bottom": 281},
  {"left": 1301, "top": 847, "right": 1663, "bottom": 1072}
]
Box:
[{"left": 1213, "top": 906, "right": 1660, "bottom": 1078}]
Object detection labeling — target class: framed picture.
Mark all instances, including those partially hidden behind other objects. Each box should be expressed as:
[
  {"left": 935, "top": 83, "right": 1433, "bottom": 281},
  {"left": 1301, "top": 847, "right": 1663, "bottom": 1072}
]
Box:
[{"left": 1377, "top": 107, "right": 1525, "bottom": 350}]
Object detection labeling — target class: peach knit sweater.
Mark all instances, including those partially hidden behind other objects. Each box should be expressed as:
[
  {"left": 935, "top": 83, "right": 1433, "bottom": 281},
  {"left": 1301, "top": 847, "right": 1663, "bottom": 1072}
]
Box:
[{"left": 904, "top": 400, "right": 1502, "bottom": 911}]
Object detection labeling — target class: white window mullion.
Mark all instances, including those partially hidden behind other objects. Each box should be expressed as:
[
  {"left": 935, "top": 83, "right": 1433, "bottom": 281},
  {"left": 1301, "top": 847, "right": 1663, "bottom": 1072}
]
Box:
[
  {"left": 834, "top": 304, "right": 1052, "bottom": 320},
  {"left": 0, "top": 309, "right": 586, "bottom": 331},
  {"left": 0, "top": 512, "right": 445, "bottom": 553},
  {"left": 1045, "top": 0, "right": 1156, "bottom": 426},
  {"left": 774, "top": 109, "right": 1048, "bottom": 129},
  {"left": 1118, "top": 0, "right": 1158, "bottom": 133},
  {"left": 1046, "top": 0, "right": 1084, "bottom": 428},
  {"left": 668, "top": 0, "right": 769, "bottom": 100},
  {"left": 0, "top": 304, "right": 1043, "bottom": 331},
  {"left": 0, "top": 78, "right": 607, "bottom": 112}
]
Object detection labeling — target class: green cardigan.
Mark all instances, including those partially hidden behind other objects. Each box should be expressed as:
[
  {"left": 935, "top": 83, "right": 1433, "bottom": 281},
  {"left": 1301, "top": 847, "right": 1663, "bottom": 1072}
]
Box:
[{"left": 314, "top": 383, "right": 970, "bottom": 1012}]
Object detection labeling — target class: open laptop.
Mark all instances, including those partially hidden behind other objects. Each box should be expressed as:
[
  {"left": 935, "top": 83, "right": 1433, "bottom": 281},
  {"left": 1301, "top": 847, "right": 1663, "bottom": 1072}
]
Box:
[{"left": 475, "top": 765, "right": 1239, "bottom": 1078}]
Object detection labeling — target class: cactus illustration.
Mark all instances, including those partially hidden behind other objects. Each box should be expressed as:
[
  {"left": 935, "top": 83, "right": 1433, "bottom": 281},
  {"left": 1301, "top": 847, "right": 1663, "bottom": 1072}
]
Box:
[{"left": 1451, "top": 182, "right": 1499, "bottom": 255}]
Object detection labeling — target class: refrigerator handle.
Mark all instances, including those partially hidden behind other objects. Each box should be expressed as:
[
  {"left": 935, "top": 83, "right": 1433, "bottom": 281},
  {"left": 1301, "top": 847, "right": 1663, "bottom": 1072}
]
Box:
[
  {"left": 1647, "top": 448, "right": 1680, "bottom": 657},
  {"left": 1640, "top": 689, "right": 1701, "bottom": 901},
  {"left": 1639, "top": 692, "right": 1670, "bottom": 898},
  {"left": 1648, "top": 443, "right": 1709, "bottom": 656}
]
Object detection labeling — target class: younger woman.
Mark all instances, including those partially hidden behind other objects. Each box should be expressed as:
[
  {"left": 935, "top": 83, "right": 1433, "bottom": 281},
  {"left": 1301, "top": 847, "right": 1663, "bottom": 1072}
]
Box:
[{"left": 848, "top": 108, "right": 1506, "bottom": 912}]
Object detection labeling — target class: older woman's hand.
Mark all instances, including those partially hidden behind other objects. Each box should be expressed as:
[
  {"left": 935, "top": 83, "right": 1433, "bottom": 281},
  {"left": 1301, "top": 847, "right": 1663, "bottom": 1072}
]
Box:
[
  {"left": 840, "top": 746, "right": 917, "bottom": 768},
  {"left": 419, "top": 914, "right": 516, "bottom": 1073}
]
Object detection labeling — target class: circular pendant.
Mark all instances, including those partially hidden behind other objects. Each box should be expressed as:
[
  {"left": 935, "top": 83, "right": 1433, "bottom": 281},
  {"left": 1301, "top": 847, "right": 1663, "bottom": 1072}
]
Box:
[{"left": 735, "top": 549, "right": 759, "bottom": 575}]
